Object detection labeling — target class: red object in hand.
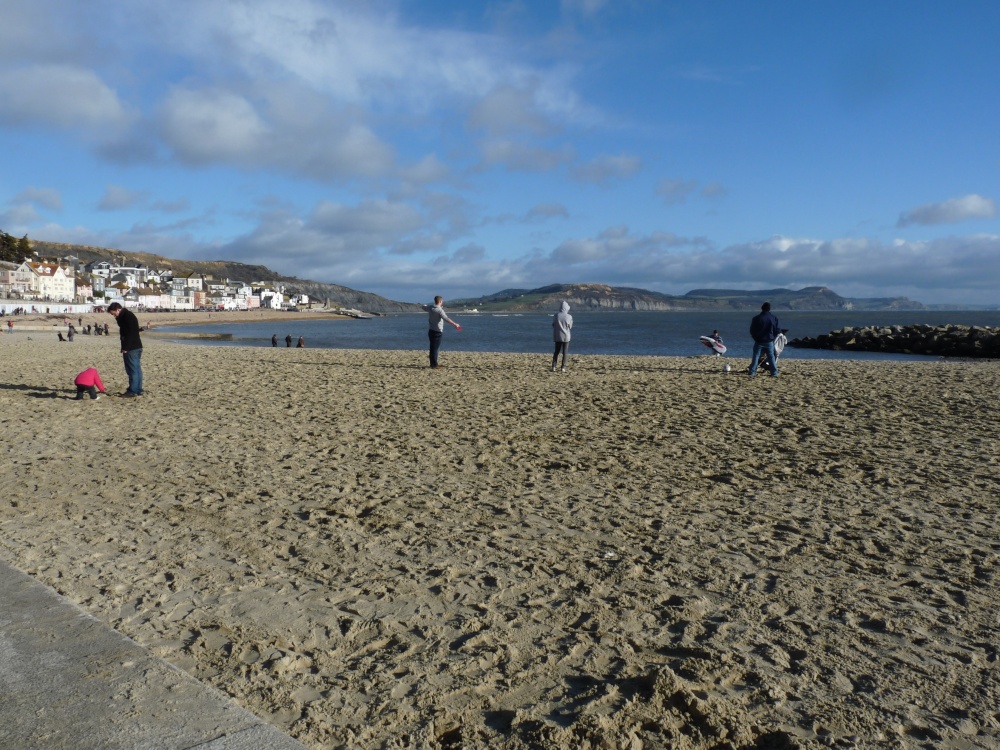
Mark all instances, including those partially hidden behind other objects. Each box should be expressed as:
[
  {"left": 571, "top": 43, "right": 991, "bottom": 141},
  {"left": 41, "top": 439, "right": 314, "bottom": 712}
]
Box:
[{"left": 455, "top": 325, "right": 462, "bottom": 332}]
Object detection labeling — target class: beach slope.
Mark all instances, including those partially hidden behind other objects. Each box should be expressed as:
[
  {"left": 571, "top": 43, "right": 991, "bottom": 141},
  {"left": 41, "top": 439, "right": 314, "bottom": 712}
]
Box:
[{"left": 1, "top": 335, "right": 998, "bottom": 748}]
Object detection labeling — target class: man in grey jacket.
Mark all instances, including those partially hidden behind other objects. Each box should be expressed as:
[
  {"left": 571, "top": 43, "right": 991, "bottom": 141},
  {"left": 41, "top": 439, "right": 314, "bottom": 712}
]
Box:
[
  {"left": 551, "top": 301, "right": 573, "bottom": 372},
  {"left": 426, "top": 296, "right": 461, "bottom": 368}
]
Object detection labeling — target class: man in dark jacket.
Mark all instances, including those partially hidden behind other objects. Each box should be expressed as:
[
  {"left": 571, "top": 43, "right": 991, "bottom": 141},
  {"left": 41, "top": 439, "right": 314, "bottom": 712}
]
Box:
[
  {"left": 748, "top": 301, "right": 780, "bottom": 377},
  {"left": 108, "top": 302, "right": 144, "bottom": 397}
]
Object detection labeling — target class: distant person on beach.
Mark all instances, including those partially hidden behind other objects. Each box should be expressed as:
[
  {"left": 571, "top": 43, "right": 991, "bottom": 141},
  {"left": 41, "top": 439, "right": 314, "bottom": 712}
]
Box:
[
  {"left": 73, "top": 367, "right": 106, "bottom": 400},
  {"left": 551, "top": 301, "right": 573, "bottom": 372},
  {"left": 425, "top": 295, "right": 461, "bottom": 369},
  {"left": 285, "top": 334, "right": 292, "bottom": 347},
  {"left": 108, "top": 302, "right": 144, "bottom": 397},
  {"left": 748, "top": 302, "right": 781, "bottom": 377},
  {"left": 272, "top": 334, "right": 278, "bottom": 347},
  {"left": 710, "top": 329, "right": 723, "bottom": 344},
  {"left": 297, "top": 336, "right": 305, "bottom": 348}
]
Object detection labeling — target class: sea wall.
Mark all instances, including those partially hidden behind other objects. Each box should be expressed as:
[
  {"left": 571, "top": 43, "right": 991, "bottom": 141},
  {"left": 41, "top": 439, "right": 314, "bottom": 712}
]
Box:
[{"left": 789, "top": 324, "right": 1000, "bottom": 358}]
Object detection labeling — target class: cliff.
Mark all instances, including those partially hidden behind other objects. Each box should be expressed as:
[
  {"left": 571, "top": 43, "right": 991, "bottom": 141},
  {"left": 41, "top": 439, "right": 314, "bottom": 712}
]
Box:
[{"left": 452, "top": 284, "right": 926, "bottom": 312}]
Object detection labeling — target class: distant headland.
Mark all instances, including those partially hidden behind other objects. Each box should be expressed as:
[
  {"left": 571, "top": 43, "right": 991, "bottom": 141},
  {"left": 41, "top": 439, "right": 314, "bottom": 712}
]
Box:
[
  {"left": 8, "top": 236, "right": 995, "bottom": 313},
  {"left": 450, "top": 283, "right": 935, "bottom": 313}
]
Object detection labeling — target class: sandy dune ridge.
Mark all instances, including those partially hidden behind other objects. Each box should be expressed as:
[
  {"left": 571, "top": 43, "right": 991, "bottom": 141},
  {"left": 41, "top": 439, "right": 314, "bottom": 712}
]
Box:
[{"left": 1, "top": 331, "right": 998, "bottom": 749}]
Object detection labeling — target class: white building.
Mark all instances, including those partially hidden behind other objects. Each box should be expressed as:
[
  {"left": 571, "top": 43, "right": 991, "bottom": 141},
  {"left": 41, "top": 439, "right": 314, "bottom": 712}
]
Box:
[{"left": 22, "top": 261, "right": 75, "bottom": 301}]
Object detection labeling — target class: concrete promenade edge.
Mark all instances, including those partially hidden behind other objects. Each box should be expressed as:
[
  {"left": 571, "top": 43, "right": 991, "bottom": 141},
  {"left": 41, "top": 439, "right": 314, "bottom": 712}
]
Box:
[{"left": 0, "top": 559, "right": 308, "bottom": 750}]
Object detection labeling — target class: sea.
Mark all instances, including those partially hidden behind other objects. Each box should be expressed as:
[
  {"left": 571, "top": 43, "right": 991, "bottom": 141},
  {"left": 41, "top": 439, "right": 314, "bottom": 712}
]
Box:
[{"left": 155, "top": 310, "right": 1000, "bottom": 362}]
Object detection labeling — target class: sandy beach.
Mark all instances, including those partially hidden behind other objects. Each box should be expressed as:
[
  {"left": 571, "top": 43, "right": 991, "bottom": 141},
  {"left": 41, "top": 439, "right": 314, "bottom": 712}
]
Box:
[{"left": 1, "top": 329, "right": 998, "bottom": 749}]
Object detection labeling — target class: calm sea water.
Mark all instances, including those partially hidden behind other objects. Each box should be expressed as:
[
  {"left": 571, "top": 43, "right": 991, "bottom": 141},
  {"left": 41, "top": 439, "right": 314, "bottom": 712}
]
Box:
[{"left": 156, "top": 310, "right": 1000, "bottom": 361}]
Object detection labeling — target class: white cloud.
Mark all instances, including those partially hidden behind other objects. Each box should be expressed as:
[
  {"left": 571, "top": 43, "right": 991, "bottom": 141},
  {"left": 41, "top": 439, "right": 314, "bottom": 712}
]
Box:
[
  {"left": 159, "top": 88, "right": 270, "bottom": 164},
  {"left": 0, "top": 203, "right": 41, "bottom": 229},
  {"left": 0, "top": 64, "right": 132, "bottom": 134},
  {"left": 560, "top": 0, "right": 610, "bottom": 18},
  {"left": 468, "top": 85, "right": 553, "bottom": 136},
  {"left": 524, "top": 203, "right": 570, "bottom": 222},
  {"left": 897, "top": 194, "right": 997, "bottom": 227},
  {"left": 98, "top": 185, "right": 147, "bottom": 211},
  {"left": 15, "top": 187, "right": 62, "bottom": 212},
  {"left": 156, "top": 84, "right": 394, "bottom": 180},
  {"left": 571, "top": 154, "right": 641, "bottom": 185},
  {"left": 309, "top": 199, "right": 425, "bottom": 240},
  {"left": 658, "top": 178, "right": 699, "bottom": 205},
  {"left": 478, "top": 139, "right": 574, "bottom": 171},
  {"left": 399, "top": 155, "right": 453, "bottom": 186},
  {"left": 701, "top": 182, "right": 728, "bottom": 199}
]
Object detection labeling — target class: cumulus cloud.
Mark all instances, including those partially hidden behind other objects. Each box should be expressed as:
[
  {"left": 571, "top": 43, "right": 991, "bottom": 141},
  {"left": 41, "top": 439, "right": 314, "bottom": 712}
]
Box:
[
  {"left": 159, "top": 88, "right": 271, "bottom": 164},
  {"left": 701, "top": 182, "right": 728, "bottom": 199},
  {"left": 571, "top": 154, "right": 641, "bottom": 185},
  {"left": 560, "top": 0, "right": 610, "bottom": 17},
  {"left": 98, "top": 185, "right": 147, "bottom": 211},
  {"left": 309, "top": 199, "right": 425, "bottom": 241},
  {"left": 468, "top": 85, "right": 553, "bottom": 137},
  {"left": 0, "top": 64, "right": 132, "bottom": 134},
  {"left": 15, "top": 187, "right": 62, "bottom": 212},
  {"left": 658, "top": 178, "right": 699, "bottom": 205},
  {"left": 896, "top": 194, "right": 997, "bottom": 227},
  {"left": 524, "top": 203, "right": 570, "bottom": 222},
  {"left": 156, "top": 84, "right": 394, "bottom": 180},
  {"left": 0, "top": 203, "right": 41, "bottom": 228},
  {"left": 399, "top": 155, "right": 453, "bottom": 187},
  {"left": 477, "top": 139, "right": 574, "bottom": 172}
]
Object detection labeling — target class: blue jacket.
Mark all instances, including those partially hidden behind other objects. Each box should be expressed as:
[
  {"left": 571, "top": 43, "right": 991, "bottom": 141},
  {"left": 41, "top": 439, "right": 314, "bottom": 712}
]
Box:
[{"left": 750, "top": 310, "right": 780, "bottom": 343}]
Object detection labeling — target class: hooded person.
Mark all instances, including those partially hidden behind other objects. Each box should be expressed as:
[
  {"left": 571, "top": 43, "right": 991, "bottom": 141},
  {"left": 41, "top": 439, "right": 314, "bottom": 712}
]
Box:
[{"left": 551, "top": 301, "right": 573, "bottom": 372}]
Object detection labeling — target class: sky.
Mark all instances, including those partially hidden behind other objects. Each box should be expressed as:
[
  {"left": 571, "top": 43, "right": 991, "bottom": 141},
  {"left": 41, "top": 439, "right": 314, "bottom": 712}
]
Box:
[{"left": 1, "top": 0, "right": 999, "bottom": 306}]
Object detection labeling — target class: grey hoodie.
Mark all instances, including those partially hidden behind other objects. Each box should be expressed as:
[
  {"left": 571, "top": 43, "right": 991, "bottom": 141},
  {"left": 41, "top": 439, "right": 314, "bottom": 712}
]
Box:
[{"left": 552, "top": 301, "right": 573, "bottom": 342}]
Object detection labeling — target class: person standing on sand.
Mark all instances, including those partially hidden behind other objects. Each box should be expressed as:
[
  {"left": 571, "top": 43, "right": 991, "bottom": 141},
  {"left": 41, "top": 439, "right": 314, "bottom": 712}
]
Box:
[
  {"left": 285, "top": 334, "right": 292, "bottom": 347},
  {"left": 297, "top": 336, "right": 305, "bottom": 348},
  {"left": 272, "top": 334, "right": 278, "bottom": 347},
  {"left": 107, "top": 302, "right": 144, "bottom": 397},
  {"left": 425, "top": 295, "right": 461, "bottom": 369},
  {"left": 551, "top": 301, "right": 573, "bottom": 372},
  {"left": 748, "top": 302, "right": 780, "bottom": 378}
]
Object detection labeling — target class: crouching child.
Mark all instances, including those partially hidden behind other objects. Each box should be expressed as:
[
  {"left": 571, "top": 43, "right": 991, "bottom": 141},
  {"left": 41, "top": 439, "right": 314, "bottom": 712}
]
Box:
[{"left": 74, "top": 367, "right": 106, "bottom": 400}]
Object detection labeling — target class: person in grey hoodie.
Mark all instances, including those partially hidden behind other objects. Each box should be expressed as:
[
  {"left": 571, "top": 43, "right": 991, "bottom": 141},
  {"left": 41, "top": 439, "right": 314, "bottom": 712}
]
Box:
[{"left": 551, "top": 301, "right": 573, "bottom": 371}]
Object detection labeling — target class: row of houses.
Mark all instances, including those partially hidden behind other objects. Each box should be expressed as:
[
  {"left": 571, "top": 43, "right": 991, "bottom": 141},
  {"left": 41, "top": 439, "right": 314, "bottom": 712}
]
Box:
[{"left": 0, "top": 257, "right": 309, "bottom": 311}]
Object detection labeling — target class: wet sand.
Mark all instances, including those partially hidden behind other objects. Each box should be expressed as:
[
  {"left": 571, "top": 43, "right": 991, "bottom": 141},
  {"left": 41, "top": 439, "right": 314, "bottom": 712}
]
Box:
[{"left": 1, "top": 332, "right": 998, "bottom": 749}]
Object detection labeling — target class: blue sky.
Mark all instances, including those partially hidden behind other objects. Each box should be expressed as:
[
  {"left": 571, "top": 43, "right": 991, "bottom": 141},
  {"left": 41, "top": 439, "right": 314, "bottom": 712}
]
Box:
[{"left": 1, "top": 0, "right": 998, "bottom": 305}]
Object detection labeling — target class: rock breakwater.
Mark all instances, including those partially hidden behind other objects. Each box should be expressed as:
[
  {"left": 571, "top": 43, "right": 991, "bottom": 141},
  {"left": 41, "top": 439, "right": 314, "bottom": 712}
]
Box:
[{"left": 789, "top": 324, "right": 1000, "bottom": 358}]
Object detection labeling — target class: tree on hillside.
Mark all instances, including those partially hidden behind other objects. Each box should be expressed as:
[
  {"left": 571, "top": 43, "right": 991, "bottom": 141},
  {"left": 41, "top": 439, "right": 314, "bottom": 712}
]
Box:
[
  {"left": 0, "top": 231, "right": 31, "bottom": 263},
  {"left": 0, "top": 231, "right": 12, "bottom": 262}
]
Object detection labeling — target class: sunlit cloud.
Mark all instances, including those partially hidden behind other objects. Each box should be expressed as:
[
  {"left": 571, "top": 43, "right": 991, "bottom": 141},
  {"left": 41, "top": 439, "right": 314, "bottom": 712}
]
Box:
[{"left": 897, "top": 194, "right": 997, "bottom": 227}]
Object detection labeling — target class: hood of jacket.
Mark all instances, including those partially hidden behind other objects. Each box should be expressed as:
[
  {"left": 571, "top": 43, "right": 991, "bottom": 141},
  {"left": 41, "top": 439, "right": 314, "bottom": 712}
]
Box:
[{"left": 559, "top": 301, "right": 571, "bottom": 313}]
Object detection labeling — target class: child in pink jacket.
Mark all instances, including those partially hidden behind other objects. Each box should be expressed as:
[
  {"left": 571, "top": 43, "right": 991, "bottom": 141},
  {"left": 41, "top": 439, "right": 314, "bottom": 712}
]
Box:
[{"left": 74, "top": 367, "right": 106, "bottom": 400}]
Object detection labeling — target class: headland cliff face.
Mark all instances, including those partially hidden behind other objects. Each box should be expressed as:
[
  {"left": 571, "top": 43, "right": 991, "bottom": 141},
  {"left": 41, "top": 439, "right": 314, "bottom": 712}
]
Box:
[{"left": 453, "top": 284, "right": 926, "bottom": 312}]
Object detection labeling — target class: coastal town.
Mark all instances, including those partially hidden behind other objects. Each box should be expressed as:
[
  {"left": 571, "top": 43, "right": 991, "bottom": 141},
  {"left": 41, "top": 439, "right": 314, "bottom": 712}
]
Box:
[{"left": 0, "top": 253, "right": 309, "bottom": 316}]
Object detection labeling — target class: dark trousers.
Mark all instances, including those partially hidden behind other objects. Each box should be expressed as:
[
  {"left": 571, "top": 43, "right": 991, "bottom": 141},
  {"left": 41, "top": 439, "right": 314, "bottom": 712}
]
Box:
[
  {"left": 552, "top": 341, "right": 569, "bottom": 369},
  {"left": 75, "top": 385, "right": 99, "bottom": 400},
  {"left": 428, "top": 329, "right": 443, "bottom": 368},
  {"left": 123, "top": 348, "right": 143, "bottom": 395}
]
